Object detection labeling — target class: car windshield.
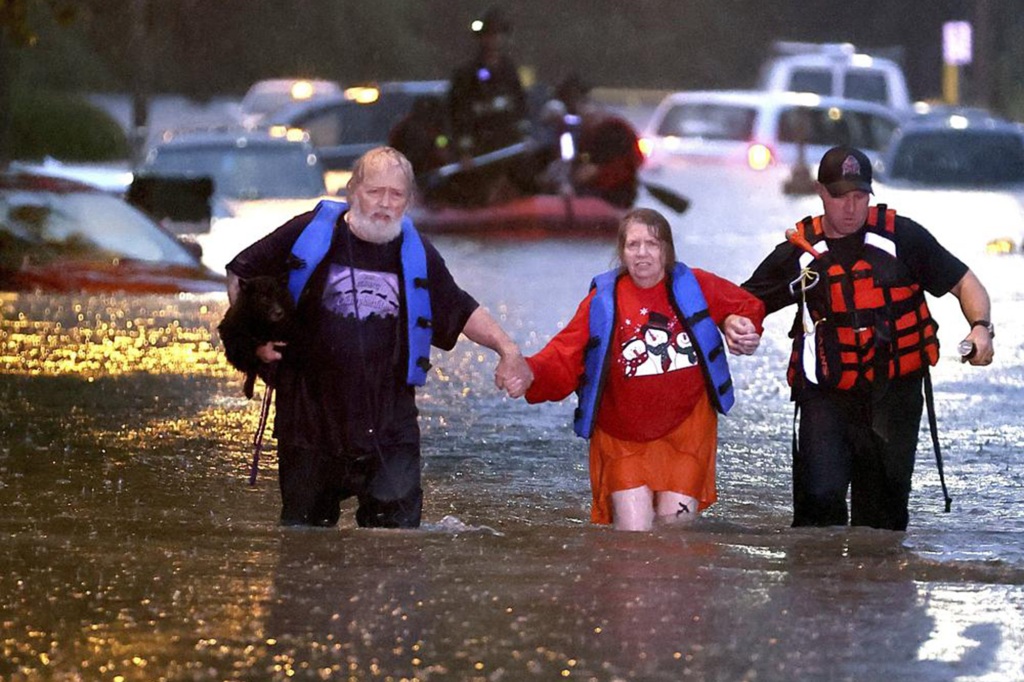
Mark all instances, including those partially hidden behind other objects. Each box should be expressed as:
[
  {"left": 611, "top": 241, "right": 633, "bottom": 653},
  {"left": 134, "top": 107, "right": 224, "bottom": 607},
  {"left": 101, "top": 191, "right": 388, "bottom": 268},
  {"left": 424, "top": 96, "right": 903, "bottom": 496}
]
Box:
[
  {"left": 777, "top": 106, "right": 897, "bottom": 150},
  {"left": 1, "top": 189, "right": 199, "bottom": 268},
  {"left": 144, "top": 144, "right": 326, "bottom": 200},
  {"left": 655, "top": 103, "right": 757, "bottom": 141},
  {"left": 889, "top": 131, "right": 1024, "bottom": 185}
]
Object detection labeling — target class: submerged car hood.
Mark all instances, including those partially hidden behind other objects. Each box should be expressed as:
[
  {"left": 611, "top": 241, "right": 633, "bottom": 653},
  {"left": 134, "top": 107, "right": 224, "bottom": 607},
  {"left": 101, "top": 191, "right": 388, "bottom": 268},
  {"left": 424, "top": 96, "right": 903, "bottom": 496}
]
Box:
[
  {"left": 874, "top": 182, "right": 1024, "bottom": 257},
  {"left": 5, "top": 259, "right": 226, "bottom": 294}
]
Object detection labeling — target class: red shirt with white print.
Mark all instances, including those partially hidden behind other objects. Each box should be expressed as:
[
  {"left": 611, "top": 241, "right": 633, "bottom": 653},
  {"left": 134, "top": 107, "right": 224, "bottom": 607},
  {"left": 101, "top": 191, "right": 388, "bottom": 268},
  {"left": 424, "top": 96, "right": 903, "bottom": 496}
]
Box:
[{"left": 526, "top": 269, "right": 764, "bottom": 442}]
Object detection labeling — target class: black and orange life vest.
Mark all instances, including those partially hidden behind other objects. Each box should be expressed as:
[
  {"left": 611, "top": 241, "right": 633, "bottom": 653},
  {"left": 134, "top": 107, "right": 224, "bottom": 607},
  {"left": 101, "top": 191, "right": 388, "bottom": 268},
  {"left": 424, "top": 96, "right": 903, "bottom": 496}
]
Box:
[{"left": 786, "top": 204, "right": 939, "bottom": 391}]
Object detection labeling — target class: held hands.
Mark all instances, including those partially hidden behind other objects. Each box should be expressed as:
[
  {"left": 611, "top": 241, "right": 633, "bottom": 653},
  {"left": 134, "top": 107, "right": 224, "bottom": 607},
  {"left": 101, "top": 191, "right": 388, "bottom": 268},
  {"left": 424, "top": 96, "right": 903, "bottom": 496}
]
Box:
[
  {"left": 723, "top": 315, "right": 761, "bottom": 356},
  {"left": 495, "top": 349, "right": 534, "bottom": 399}
]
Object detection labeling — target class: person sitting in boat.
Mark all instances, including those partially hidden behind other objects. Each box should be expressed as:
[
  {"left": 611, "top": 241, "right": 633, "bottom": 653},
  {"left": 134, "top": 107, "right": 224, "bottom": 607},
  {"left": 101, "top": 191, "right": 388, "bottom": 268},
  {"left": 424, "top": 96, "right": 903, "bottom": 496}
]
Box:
[
  {"left": 446, "top": 7, "right": 538, "bottom": 206},
  {"left": 537, "top": 74, "right": 644, "bottom": 209},
  {"left": 388, "top": 95, "right": 457, "bottom": 204}
]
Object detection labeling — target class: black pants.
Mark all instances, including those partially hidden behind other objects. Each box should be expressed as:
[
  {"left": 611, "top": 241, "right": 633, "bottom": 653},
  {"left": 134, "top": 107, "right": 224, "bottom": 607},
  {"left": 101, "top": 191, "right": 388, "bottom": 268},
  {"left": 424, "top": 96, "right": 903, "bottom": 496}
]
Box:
[
  {"left": 793, "top": 377, "right": 924, "bottom": 531},
  {"left": 278, "top": 440, "right": 423, "bottom": 529}
]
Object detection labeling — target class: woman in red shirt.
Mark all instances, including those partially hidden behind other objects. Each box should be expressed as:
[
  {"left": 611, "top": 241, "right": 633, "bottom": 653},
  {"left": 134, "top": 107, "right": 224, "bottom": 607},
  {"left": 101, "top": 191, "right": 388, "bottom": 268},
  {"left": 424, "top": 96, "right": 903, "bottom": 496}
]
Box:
[{"left": 512, "top": 208, "right": 764, "bottom": 531}]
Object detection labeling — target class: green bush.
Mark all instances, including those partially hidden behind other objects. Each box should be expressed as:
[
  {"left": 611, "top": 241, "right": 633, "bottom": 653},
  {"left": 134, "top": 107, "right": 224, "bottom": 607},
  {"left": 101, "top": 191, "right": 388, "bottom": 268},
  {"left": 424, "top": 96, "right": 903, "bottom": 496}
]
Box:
[{"left": 11, "top": 90, "right": 129, "bottom": 162}]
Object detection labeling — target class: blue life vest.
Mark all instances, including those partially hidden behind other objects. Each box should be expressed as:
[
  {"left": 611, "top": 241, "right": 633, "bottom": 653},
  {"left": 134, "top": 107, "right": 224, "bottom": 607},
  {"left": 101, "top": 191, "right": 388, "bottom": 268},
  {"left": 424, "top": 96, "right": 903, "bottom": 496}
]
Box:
[
  {"left": 286, "top": 199, "right": 433, "bottom": 386},
  {"left": 573, "top": 264, "right": 735, "bottom": 438}
]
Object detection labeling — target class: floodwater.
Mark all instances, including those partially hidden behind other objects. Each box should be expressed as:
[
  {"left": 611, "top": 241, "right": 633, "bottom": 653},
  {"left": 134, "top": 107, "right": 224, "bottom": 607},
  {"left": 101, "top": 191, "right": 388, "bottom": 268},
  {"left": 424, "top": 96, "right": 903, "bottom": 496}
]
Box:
[{"left": 2, "top": 166, "right": 1024, "bottom": 682}]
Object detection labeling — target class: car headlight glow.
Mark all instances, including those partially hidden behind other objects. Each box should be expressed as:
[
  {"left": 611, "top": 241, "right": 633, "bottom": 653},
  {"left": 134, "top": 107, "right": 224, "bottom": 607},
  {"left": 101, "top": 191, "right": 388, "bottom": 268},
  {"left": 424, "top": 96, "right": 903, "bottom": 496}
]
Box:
[{"left": 985, "top": 237, "right": 1017, "bottom": 255}]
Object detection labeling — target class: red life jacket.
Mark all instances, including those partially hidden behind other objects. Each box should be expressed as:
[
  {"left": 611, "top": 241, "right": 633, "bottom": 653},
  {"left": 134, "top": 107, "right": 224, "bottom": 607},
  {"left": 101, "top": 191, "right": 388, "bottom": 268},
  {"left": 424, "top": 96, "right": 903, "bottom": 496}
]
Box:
[{"left": 786, "top": 204, "right": 939, "bottom": 391}]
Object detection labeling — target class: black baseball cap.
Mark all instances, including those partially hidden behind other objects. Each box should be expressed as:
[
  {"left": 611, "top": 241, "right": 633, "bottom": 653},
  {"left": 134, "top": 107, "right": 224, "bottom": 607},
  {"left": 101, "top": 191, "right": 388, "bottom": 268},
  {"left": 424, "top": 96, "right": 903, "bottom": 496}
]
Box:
[{"left": 817, "top": 146, "right": 873, "bottom": 196}]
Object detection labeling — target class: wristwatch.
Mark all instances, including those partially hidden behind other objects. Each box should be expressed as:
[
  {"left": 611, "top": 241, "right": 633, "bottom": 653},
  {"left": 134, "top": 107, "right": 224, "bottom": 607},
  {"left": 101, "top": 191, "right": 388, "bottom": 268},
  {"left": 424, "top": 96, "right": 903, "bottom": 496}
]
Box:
[{"left": 970, "top": 320, "right": 995, "bottom": 338}]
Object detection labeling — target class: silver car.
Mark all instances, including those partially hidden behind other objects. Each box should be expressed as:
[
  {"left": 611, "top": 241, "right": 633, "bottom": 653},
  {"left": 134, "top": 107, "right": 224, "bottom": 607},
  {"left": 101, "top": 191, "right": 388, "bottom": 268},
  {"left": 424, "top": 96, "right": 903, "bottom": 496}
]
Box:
[{"left": 640, "top": 90, "right": 901, "bottom": 173}]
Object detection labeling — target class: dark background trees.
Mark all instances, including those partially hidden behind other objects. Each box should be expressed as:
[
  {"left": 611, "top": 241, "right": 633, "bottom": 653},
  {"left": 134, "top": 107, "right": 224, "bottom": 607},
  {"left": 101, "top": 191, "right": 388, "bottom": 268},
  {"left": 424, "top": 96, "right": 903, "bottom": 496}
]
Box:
[{"left": 3, "top": 0, "right": 1024, "bottom": 164}]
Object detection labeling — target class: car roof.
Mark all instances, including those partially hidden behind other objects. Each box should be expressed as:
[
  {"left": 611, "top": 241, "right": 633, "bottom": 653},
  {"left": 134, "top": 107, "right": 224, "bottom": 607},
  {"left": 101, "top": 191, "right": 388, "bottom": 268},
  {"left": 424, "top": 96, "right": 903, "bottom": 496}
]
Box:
[
  {"left": 147, "top": 127, "right": 315, "bottom": 151},
  {"left": 0, "top": 171, "right": 101, "bottom": 194},
  {"left": 243, "top": 78, "right": 341, "bottom": 93},
  {"left": 654, "top": 89, "right": 900, "bottom": 115},
  {"left": 268, "top": 80, "right": 449, "bottom": 123},
  {"left": 897, "top": 107, "right": 1024, "bottom": 134}
]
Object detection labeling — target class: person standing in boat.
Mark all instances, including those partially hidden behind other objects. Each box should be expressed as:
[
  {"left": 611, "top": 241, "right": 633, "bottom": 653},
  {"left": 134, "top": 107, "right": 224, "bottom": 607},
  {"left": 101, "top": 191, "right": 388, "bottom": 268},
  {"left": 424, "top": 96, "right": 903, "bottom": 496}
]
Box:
[
  {"left": 224, "top": 146, "right": 530, "bottom": 528},
  {"left": 502, "top": 208, "right": 765, "bottom": 531},
  {"left": 447, "top": 7, "right": 536, "bottom": 206}
]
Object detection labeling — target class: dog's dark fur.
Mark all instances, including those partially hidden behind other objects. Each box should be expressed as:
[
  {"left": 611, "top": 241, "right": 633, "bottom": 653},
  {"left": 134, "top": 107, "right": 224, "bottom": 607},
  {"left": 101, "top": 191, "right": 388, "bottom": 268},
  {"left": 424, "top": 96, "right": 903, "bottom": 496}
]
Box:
[{"left": 218, "top": 275, "right": 296, "bottom": 398}]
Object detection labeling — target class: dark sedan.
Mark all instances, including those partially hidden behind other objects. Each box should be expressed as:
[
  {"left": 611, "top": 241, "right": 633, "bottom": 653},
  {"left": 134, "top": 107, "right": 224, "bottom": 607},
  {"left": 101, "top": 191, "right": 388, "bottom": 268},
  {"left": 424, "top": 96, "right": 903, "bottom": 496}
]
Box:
[
  {"left": 1, "top": 173, "right": 226, "bottom": 293},
  {"left": 874, "top": 108, "right": 1024, "bottom": 255}
]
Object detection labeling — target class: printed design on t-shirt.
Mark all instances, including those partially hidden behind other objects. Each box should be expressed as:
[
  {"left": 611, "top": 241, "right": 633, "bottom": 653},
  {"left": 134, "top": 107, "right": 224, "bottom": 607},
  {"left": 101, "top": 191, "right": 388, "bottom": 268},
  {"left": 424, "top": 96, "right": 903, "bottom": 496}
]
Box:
[
  {"left": 322, "top": 265, "right": 399, "bottom": 320},
  {"left": 618, "top": 309, "right": 698, "bottom": 377}
]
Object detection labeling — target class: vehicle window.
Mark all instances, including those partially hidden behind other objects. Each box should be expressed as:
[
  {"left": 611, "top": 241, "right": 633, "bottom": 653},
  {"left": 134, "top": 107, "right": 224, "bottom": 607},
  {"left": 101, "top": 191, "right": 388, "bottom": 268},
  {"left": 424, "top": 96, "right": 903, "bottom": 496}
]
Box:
[
  {"left": 1, "top": 191, "right": 196, "bottom": 266},
  {"left": 242, "top": 92, "right": 292, "bottom": 118},
  {"left": 777, "top": 106, "right": 896, "bottom": 151},
  {"left": 890, "top": 131, "right": 1024, "bottom": 185},
  {"left": 145, "top": 145, "right": 326, "bottom": 199},
  {"left": 843, "top": 71, "right": 890, "bottom": 105},
  {"left": 655, "top": 103, "right": 757, "bottom": 141},
  {"left": 298, "top": 94, "right": 420, "bottom": 147},
  {"left": 788, "top": 69, "right": 833, "bottom": 96},
  {"left": 302, "top": 111, "right": 343, "bottom": 148}
]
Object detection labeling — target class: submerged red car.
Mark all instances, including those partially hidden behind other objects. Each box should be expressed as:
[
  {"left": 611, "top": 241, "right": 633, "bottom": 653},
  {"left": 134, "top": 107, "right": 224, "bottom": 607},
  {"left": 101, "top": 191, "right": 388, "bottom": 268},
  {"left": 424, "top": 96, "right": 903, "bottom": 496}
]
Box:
[{"left": 1, "top": 172, "right": 225, "bottom": 294}]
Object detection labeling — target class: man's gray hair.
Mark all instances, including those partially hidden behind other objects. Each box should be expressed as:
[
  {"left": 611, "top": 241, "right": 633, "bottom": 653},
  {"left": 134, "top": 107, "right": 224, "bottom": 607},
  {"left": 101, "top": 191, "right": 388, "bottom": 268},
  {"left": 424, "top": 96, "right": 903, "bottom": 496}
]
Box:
[{"left": 347, "top": 146, "right": 416, "bottom": 193}]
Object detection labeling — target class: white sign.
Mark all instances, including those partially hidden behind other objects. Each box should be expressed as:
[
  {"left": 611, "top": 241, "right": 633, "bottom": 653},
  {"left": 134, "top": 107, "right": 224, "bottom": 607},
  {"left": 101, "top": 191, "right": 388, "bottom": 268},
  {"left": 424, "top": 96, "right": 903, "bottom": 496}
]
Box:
[{"left": 943, "top": 21, "right": 972, "bottom": 65}]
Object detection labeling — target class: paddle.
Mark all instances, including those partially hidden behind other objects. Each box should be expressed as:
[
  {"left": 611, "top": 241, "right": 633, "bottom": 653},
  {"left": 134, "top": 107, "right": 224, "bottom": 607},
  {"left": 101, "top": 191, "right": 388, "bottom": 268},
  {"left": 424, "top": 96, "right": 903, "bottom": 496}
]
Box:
[
  {"left": 418, "top": 140, "right": 539, "bottom": 190},
  {"left": 417, "top": 139, "right": 690, "bottom": 215},
  {"left": 641, "top": 179, "right": 690, "bottom": 215}
]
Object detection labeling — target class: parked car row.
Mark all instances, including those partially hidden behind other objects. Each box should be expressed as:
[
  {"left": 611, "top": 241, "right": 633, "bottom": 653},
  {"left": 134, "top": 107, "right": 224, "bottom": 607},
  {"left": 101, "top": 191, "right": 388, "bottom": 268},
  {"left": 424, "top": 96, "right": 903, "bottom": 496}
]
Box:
[{"left": 6, "top": 77, "right": 1024, "bottom": 296}]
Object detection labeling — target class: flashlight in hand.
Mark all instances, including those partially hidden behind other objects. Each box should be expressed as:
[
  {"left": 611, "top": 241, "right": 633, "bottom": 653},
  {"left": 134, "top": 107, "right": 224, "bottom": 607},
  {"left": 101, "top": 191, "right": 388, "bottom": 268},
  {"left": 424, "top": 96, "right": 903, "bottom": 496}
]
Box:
[{"left": 958, "top": 340, "right": 976, "bottom": 363}]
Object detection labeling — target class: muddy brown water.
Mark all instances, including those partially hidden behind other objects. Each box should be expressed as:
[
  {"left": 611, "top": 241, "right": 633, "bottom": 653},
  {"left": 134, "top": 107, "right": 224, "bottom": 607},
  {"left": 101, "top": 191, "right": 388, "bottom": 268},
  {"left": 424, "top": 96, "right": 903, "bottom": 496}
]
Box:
[{"left": 3, "top": 188, "right": 1024, "bottom": 680}]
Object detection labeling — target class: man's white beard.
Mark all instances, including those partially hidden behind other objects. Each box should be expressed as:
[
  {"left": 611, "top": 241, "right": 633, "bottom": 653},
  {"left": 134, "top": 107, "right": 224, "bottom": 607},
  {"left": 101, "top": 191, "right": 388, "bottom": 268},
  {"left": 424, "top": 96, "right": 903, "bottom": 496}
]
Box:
[{"left": 347, "top": 204, "right": 403, "bottom": 244}]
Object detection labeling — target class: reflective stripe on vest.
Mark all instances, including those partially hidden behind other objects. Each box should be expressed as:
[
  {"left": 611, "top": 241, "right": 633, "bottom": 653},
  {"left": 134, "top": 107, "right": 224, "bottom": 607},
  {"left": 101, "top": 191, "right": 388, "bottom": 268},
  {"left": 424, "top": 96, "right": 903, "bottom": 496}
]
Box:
[
  {"left": 573, "top": 264, "right": 735, "bottom": 439},
  {"left": 287, "top": 199, "right": 433, "bottom": 386},
  {"left": 788, "top": 205, "right": 939, "bottom": 390}
]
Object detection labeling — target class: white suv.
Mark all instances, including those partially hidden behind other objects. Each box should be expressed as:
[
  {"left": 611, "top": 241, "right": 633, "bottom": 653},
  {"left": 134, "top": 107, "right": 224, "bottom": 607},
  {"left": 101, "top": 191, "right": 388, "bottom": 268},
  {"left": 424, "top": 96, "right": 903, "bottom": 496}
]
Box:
[
  {"left": 758, "top": 42, "right": 911, "bottom": 112},
  {"left": 640, "top": 90, "right": 901, "bottom": 173}
]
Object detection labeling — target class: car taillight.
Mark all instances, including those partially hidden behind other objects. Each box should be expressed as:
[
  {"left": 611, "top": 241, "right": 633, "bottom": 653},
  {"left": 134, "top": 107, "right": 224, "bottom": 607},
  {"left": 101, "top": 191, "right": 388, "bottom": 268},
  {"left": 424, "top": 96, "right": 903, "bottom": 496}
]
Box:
[
  {"left": 747, "top": 143, "right": 773, "bottom": 170},
  {"left": 638, "top": 137, "right": 654, "bottom": 158}
]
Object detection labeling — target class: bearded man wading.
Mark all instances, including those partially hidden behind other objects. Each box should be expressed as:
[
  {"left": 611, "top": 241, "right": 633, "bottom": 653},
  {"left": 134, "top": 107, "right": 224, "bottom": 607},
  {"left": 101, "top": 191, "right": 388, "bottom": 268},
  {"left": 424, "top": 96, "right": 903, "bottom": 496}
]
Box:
[
  {"left": 226, "top": 146, "right": 530, "bottom": 528},
  {"left": 743, "top": 146, "right": 994, "bottom": 531}
]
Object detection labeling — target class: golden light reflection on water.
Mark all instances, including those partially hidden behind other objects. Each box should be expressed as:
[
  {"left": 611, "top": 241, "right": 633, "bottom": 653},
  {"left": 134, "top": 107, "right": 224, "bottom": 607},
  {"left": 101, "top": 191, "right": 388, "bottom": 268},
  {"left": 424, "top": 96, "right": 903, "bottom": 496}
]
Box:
[{"left": 1, "top": 292, "right": 234, "bottom": 378}]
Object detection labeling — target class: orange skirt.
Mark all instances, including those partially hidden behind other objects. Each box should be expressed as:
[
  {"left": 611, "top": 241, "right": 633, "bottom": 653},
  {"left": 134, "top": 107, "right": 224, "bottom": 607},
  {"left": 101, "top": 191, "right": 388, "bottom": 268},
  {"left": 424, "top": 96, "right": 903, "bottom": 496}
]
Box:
[{"left": 588, "top": 393, "right": 718, "bottom": 525}]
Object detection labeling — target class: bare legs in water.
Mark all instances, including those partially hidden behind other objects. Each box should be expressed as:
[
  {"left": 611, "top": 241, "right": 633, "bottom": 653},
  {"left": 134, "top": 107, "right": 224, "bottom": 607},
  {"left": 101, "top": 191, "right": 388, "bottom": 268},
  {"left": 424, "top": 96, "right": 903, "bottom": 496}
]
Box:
[{"left": 610, "top": 485, "right": 700, "bottom": 532}]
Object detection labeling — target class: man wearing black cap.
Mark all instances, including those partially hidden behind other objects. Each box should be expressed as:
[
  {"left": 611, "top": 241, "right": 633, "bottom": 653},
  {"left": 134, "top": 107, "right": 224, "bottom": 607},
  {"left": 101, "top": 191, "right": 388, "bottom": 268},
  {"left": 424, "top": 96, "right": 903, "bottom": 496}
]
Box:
[{"left": 742, "top": 145, "right": 994, "bottom": 531}]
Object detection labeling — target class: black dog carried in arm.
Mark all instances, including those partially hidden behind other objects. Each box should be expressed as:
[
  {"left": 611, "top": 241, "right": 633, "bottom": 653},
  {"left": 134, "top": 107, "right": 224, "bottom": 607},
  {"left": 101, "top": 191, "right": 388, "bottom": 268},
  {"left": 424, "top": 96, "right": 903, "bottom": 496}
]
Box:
[{"left": 218, "top": 275, "right": 296, "bottom": 398}]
